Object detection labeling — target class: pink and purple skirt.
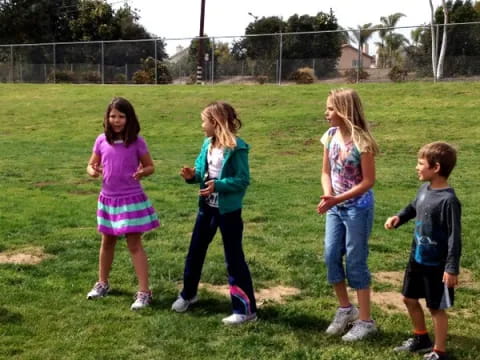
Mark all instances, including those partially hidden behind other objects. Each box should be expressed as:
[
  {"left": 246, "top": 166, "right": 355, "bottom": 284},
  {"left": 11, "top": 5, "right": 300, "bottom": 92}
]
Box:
[{"left": 97, "top": 193, "right": 160, "bottom": 236}]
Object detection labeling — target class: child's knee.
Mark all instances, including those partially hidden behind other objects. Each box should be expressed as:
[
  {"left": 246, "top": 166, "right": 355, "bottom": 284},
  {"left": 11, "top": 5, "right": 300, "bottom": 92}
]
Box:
[{"left": 403, "top": 297, "right": 420, "bottom": 307}]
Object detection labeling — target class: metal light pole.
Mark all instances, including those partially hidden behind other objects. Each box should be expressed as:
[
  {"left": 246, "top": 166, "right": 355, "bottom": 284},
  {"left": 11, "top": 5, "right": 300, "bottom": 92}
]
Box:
[{"left": 197, "top": 0, "right": 206, "bottom": 84}]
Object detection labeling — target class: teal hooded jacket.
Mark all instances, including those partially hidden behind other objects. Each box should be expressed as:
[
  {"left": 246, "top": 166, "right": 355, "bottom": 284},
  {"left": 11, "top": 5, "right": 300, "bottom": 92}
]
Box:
[{"left": 187, "top": 137, "right": 250, "bottom": 214}]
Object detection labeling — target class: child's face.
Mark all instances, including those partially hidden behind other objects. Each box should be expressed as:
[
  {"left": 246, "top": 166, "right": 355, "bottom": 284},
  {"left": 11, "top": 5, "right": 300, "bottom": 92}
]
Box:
[
  {"left": 201, "top": 114, "right": 215, "bottom": 137},
  {"left": 325, "top": 97, "right": 342, "bottom": 127},
  {"left": 416, "top": 157, "right": 439, "bottom": 181},
  {"left": 108, "top": 108, "right": 127, "bottom": 134}
]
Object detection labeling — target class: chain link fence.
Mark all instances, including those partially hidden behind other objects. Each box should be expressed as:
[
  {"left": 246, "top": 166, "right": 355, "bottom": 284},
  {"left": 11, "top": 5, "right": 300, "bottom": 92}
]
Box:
[{"left": 1, "top": 23, "right": 479, "bottom": 85}]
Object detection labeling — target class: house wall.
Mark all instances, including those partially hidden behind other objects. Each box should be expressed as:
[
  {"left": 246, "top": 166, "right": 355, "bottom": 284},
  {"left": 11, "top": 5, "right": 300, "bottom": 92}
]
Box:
[{"left": 338, "top": 47, "right": 374, "bottom": 70}]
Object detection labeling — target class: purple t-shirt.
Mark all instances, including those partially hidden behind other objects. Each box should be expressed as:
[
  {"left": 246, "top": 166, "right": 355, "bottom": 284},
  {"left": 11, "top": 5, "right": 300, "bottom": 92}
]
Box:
[{"left": 93, "top": 134, "right": 149, "bottom": 197}]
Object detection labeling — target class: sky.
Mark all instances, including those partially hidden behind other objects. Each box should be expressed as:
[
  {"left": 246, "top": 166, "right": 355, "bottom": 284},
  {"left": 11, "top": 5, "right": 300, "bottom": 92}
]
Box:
[{"left": 118, "top": 0, "right": 435, "bottom": 56}]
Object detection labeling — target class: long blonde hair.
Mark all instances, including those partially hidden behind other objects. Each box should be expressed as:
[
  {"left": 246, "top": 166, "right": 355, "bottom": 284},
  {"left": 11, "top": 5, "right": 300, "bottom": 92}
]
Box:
[
  {"left": 328, "top": 88, "right": 379, "bottom": 155},
  {"left": 202, "top": 101, "right": 242, "bottom": 149}
]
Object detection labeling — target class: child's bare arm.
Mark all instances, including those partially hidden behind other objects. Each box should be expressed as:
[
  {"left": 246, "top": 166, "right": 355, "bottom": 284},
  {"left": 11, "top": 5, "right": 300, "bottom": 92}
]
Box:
[
  {"left": 133, "top": 153, "right": 155, "bottom": 180},
  {"left": 87, "top": 153, "right": 102, "bottom": 178}
]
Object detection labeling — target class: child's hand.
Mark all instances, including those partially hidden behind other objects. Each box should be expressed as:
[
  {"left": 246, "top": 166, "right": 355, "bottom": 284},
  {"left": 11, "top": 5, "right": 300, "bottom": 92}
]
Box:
[
  {"left": 384, "top": 216, "right": 400, "bottom": 230},
  {"left": 180, "top": 166, "right": 195, "bottom": 180},
  {"left": 199, "top": 180, "right": 215, "bottom": 197},
  {"left": 317, "top": 195, "right": 338, "bottom": 214},
  {"left": 88, "top": 163, "right": 102, "bottom": 178},
  {"left": 133, "top": 166, "right": 144, "bottom": 181},
  {"left": 443, "top": 272, "right": 458, "bottom": 288}
]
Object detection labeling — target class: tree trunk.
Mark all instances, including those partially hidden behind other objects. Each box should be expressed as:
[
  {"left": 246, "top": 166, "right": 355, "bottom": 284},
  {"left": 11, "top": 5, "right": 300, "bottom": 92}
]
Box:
[
  {"left": 436, "top": 0, "right": 448, "bottom": 80},
  {"left": 429, "top": 0, "right": 437, "bottom": 81}
]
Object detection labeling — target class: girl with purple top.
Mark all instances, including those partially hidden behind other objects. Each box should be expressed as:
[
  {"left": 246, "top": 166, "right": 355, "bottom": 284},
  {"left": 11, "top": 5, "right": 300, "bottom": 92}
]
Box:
[
  {"left": 317, "top": 89, "right": 379, "bottom": 341},
  {"left": 86, "top": 97, "right": 159, "bottom": 310}
]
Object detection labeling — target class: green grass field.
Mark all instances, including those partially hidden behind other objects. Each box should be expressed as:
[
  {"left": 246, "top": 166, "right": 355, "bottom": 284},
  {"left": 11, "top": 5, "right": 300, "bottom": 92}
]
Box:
[{"left": 0, "top": 83, "right": 479, "bottom": 360}]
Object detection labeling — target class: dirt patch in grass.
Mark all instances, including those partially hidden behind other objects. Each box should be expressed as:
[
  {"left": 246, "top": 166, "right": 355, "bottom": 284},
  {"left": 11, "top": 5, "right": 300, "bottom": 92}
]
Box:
[
  {"left": 0, "top": 247, "right": 51, "bottom": 265},
  {"left": 374, "top": 268, "right": 477, "bottom": 290},
  {"left": 373, "top": 271, "right": 404, "bottom": 288},
  {"left": 198, "top": 283, "right": 301, "bottom": 307}
]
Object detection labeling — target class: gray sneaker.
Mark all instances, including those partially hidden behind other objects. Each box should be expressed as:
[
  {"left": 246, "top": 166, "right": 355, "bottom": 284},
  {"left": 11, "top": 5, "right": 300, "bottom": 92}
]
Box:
[
  {"left": 325, "top": 306, "right": 359, "bottom": 335},
  {"left": 131, "top": 291, "right": 152, "bottom": 310},
  {"left": 86, "top": 282, "right": 110, "bottom": 299},
  {"left": 394, "top": 336, "right": 433, "bottom": 353},
  {"left": 342, "top": 319, "right": 377, "bottom": 341},
  {"left": 171, "top": 295, "right": 198, "bottom": 312}
]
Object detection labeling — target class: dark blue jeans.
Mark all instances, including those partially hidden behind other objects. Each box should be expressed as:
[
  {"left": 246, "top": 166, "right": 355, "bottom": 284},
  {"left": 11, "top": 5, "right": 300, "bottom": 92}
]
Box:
[{"left": 181, "top": 206, "right": 257, "bottom": 315}]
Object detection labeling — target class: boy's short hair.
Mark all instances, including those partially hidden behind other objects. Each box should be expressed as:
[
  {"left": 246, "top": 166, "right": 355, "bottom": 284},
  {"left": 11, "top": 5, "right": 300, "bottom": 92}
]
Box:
[{"left": 418, "top": 141, "right": 457, "bottom": 178}]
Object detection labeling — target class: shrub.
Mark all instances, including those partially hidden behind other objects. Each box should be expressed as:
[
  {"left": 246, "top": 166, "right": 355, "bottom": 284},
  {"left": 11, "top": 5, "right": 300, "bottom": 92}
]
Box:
[
  {"left": 81, "top": 71, "right": 101, "bottom": 83},
  {"left": 48, "top": 70, "right": 76, "bottom": 83},
  {"left": 290, "top": 67, "right": 316, "bottom": 84},
  {"left": 132, "top": 70, "right": 153, "bottom": 84},
  {"left": 132, "top": 57, "right": 173, "bottom": 84},
  {"left": 388, "top": 66, "right": 408, "bottom": 82},
  {"left": 343, "top": 68, "right": 369, "bottom": 83},
  {"left": 256, "top": 75, "right": 268, "bottom": 84},
  {"left": 113, "top": 73, "right": 127, "bottom": 84}
]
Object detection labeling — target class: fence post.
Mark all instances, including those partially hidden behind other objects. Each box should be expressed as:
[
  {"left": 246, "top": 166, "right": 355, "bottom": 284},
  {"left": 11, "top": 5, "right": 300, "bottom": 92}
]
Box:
[
  {"left": 356, "top": 30, "right": 361, "bottom": 84},
  {"left": 101, "top": 41, "right": 104, "bottom": 84},
  {"left": 278, "top": 32, "right": 283, "bottom": 85},
  {"left": 154, "top": 39, "right": 158, "bottom": 85},
  {"left": 10, "top": 45, "right": 13, "bottom": 83},
  {"left": 211, "top": 37, "right": 215, "bottom": 84},
  {"left": 53, "top": 43, "right": 56, "bottom": 84}
]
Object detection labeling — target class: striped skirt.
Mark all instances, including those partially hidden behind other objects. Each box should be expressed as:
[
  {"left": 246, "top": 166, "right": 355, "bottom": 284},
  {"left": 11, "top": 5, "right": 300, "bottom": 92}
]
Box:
[{"left": 97, "top": 193, "right": 160, "bottom": 236}]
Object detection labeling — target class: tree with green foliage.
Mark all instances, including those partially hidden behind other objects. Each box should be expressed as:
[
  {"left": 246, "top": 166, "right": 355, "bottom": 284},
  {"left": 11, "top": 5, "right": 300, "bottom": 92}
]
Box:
[
  {"left": 376, "top": 13, "right": 408, "bottom": 68},
  {"left": 409, "top": 0, "right": 480, "bottom": 77},
  {"left": 282, "top": 11, "right": 343, "bottom": 78},
  {"left": 0, "top": 0, "right": 168, "bottom": 82}
]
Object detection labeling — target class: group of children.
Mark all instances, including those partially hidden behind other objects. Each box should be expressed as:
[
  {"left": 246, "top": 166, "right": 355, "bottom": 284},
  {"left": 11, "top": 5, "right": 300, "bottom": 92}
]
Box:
[{"left": 85, "top": 90, "right": 461, "bottom": 360}]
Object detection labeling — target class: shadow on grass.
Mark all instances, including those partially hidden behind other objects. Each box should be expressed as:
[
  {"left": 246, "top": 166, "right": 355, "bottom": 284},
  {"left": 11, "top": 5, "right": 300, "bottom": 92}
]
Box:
[
  {"left": 259, "top": 305, "right": 330, "bottom": 331},
  {"left": 107, "top": 288, "right": 134, "bottom": 297},
  {"left": 0, "top": 307, "right": 23, "bottom": 324}
]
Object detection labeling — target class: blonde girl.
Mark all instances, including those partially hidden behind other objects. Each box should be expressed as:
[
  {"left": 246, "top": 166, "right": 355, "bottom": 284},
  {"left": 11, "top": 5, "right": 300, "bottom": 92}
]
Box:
[
  {"left": 171, "top": 101, "right": 257, "bottom": 325},
  {"left": 317, "top": 88, "right": 379, "bottom": 341}
]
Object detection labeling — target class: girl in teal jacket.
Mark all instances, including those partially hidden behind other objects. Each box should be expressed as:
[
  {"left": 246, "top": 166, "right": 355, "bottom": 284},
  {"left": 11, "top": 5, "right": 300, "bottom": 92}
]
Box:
[{"left": 171, "top": 101, "right": 257, "bottom": 325}]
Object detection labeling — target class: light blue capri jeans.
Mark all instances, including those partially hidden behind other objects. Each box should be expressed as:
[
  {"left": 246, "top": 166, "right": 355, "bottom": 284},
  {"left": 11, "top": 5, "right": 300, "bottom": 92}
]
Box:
[{"left": 324, "top": 205, "right": 374, "bottom": 289}]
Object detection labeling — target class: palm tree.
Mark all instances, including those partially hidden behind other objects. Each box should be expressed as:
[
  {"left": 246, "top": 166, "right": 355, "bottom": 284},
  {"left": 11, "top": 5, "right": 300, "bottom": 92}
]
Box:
[
  {"left": 385, "top": 33, "right": 410, "bottom": 66},
  {"left": 376, "top": 13, "right": 405, "bottom": 68},
  {"left": 349, "top": 23, "right": 377, "bottom": 82}
]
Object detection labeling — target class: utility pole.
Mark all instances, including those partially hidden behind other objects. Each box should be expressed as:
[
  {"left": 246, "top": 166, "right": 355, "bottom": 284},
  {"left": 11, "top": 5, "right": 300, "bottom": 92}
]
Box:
[{"left": 197, "top": 0, "right": 206, "bottom": 84}]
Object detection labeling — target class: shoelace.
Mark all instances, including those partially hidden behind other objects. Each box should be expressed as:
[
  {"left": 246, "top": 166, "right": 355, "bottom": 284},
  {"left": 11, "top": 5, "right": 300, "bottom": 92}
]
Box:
[
  {"left": 135, "top": 292, "right": 151, "bottom": 303},
  {"left": 94, "top": 282, "right": 107, "bottom": 291},
  {"left": 333, "top": 310, "right": 351, "bottom": 324},
  {"left": 402, "top": 338, "right": 415, "bottom": 347},
  {"left": 349, "top": 321, "right": 368, "bottom": 335}
]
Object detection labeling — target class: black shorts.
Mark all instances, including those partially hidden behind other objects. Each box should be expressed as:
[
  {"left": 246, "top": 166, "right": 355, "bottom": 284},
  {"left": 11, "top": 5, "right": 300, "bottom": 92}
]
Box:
[{"left": 402, "top": 260, "right": 455, "bottom": 310}]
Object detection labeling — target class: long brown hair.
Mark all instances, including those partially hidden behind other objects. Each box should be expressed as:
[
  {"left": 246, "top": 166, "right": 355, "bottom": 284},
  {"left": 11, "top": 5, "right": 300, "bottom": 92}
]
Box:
[
  {"left": 104, "top": 97, "right": 140, "bottom": 146},
  {"left": 328, "top": 88, "right": 379, "bottom": 155},
  {"left": 202, "top": 101, "right": 242, "bottom": 148}
]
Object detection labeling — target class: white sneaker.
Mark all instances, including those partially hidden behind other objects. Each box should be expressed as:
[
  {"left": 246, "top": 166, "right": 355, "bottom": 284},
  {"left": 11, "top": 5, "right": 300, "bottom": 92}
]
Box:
[
  {"left": 325, "top": 306, "right": 359, "bottom": 335},
  {"left": 130, "top": 291, "right": 152, "bottom": 310},
  {"left": 171, "top": 295, "right": 198, "bottom": 313},
  {"left": 342, "top": 319, "right": 377, "bottom": 341},
  {"left": 86, "top": 282, "right": 110, "bottom": 299},
  {"left": 222, "top": 313, "right": 257, "bottom": 325}
]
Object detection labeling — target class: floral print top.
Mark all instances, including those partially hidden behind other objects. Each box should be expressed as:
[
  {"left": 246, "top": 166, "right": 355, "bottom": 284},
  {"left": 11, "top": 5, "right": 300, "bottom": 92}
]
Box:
[{"left": 321, "top": 127, "right": 373, "bottom": 208}]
